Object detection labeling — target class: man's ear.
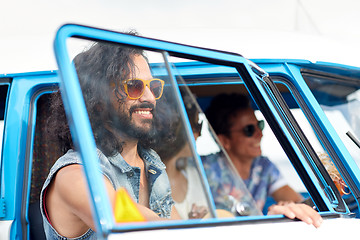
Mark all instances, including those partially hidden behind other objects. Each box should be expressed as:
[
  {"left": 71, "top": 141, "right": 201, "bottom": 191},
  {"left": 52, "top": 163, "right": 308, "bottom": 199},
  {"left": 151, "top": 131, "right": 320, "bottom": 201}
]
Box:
[{"left": 217, "top": 134, "right": 231, "bottom": 151}]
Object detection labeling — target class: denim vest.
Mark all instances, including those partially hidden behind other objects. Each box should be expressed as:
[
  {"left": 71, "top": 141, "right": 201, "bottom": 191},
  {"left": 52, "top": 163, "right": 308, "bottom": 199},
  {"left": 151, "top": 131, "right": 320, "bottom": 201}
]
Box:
[{"left": 40, "top": 147, "right": 173, "bottom": 240}]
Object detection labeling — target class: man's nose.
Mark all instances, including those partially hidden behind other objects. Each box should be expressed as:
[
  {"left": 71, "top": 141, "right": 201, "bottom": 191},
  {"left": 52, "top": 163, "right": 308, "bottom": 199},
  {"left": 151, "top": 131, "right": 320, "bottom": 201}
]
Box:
[{"left": 139, "top": 85, "right": 156, "bottom": 104}]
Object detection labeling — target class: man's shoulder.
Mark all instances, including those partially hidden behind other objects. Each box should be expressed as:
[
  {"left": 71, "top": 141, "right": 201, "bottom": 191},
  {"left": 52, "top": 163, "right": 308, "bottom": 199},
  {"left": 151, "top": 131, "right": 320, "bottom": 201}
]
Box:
[
  {"left": 50, "top": 149, "right": 82, "bottom": 172},
  {"left": 41, "top": 150, "right": 84, "bottom": 202}
]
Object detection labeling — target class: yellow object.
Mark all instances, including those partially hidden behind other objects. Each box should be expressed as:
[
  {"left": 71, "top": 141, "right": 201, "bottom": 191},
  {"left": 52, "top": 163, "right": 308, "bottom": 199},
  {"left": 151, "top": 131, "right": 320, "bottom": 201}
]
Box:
[{"left": 114, "top": 187, "right": 146, "bottom": 223}]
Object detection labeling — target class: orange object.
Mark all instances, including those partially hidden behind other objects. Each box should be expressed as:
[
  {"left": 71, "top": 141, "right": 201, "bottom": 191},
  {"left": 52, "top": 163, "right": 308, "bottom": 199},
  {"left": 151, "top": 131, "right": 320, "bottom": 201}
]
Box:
[{"left": 318, "top": 152, "right": 350, "bottom": 196}]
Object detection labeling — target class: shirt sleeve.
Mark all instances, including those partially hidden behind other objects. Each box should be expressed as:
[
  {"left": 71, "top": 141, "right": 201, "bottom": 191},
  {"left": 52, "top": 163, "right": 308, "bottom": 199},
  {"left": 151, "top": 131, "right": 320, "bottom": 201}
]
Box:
[
  {"left": 268, "top": 175, "right": 287, "bottom": 195},
  {"left": 265, "top": 157, "right": 287, "bottom": 195}
]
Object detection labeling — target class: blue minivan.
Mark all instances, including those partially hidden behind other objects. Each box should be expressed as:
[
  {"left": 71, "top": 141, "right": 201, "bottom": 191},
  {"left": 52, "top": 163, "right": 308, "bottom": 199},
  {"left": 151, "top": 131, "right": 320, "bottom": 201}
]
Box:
[{"left": 1, "top": 24, "right": 360, "bottom": 239}]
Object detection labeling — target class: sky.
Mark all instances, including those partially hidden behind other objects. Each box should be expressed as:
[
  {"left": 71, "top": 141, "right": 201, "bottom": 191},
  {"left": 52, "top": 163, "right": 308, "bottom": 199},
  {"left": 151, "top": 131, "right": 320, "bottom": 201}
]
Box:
[{"left": 1, "top": 0, "right": 360, "bottom": 73}]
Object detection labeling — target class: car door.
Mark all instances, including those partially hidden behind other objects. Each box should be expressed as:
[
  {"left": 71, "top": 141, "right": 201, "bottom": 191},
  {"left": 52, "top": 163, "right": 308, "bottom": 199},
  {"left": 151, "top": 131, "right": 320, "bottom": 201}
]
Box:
[{"left": 53, "top": 24, "right": 360, "bottom": 239}]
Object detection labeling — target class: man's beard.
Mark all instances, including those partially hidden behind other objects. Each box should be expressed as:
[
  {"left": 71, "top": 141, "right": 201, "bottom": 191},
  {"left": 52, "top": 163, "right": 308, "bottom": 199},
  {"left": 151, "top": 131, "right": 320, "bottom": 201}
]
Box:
[{"left": 111, "top": 102, "right": 157, "bottom": 146}]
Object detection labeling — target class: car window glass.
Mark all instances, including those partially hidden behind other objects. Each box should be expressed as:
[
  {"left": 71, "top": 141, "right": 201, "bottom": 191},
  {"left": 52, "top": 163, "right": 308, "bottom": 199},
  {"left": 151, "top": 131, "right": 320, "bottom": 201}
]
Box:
[
  {"left": 66, "top": 39, "right": 220, "bottom": 221},
  {"left": 168, "top": 59, "right": 262, "bottom": 216},
  {"left": 269, "top": 79, "right": 349, "bottom": 211}
]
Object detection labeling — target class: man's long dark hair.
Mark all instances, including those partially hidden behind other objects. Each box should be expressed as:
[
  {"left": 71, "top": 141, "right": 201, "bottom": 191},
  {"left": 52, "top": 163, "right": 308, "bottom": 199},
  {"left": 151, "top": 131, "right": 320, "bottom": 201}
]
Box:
[{"left": 47, "top": 37, "right": 161, "bottom": 157}]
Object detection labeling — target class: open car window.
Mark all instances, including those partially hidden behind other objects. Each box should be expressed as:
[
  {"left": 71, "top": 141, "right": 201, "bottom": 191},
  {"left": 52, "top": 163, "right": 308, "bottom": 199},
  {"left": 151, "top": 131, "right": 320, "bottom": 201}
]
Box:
[
  {"left": 301, "top": 69, "right": 360, "bottom": 169},
  {"left": 164, "top": 61, "right": 262, "bottom": 216},
  {"left": 259, "top": 69, "right": 360, "bottom": 213}
]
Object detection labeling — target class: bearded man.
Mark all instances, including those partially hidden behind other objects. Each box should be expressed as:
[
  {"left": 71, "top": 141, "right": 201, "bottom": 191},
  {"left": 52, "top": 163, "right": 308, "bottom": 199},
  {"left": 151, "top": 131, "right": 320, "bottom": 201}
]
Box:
[{"left": 40, "top": 39, "right": 180, "bottom": 240}]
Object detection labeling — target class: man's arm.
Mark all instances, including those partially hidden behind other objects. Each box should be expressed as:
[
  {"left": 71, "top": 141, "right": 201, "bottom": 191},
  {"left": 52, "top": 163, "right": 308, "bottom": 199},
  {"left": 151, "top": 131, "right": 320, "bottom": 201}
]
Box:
[
  {"left": 46, "top": 164, "right": 171, "bottom": 238},
  {"left": 46, "top": 164, "right": 98, "bottom": 237}
]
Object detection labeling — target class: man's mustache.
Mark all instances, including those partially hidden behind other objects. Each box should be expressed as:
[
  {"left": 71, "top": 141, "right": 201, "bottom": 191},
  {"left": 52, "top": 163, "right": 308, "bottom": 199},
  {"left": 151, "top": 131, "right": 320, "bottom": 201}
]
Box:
[{"left": 129, "top": 103, "right": 155, "bottom": 115}]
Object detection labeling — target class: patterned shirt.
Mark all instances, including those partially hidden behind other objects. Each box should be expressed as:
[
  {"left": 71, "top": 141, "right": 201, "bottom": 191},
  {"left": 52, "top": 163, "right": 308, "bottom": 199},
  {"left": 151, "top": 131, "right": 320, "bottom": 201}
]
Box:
[
  {"left": 201, "top": 152, "right": 286, "bottom": 211},
  {"left": 243, "top": 156, "right": 286, "bottom": 210}
]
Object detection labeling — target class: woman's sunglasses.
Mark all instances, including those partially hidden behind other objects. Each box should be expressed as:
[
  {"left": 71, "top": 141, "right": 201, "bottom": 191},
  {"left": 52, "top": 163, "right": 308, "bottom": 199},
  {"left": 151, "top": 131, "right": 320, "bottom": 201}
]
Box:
[
  {"left": 123, "top": 78, "right": 165, "bottom": 100},
  {"left": 230, "top": 120, "right": 265, "bottom": 137}
]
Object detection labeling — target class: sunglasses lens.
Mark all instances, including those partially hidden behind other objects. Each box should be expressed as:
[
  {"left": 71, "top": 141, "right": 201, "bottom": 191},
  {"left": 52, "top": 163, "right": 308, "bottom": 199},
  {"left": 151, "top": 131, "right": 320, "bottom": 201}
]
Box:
[
  {"left": 127, "top": 80, "right": 144, "bottom": 98},
  {"left": 150, "top": 80, "right": 163, "bottom": 99},
  {"left": 243, "top": 125, "right": 256, "bottom": 137},
  {"left": 258, "top": 120, "right": 265, "bottom": 131}
]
